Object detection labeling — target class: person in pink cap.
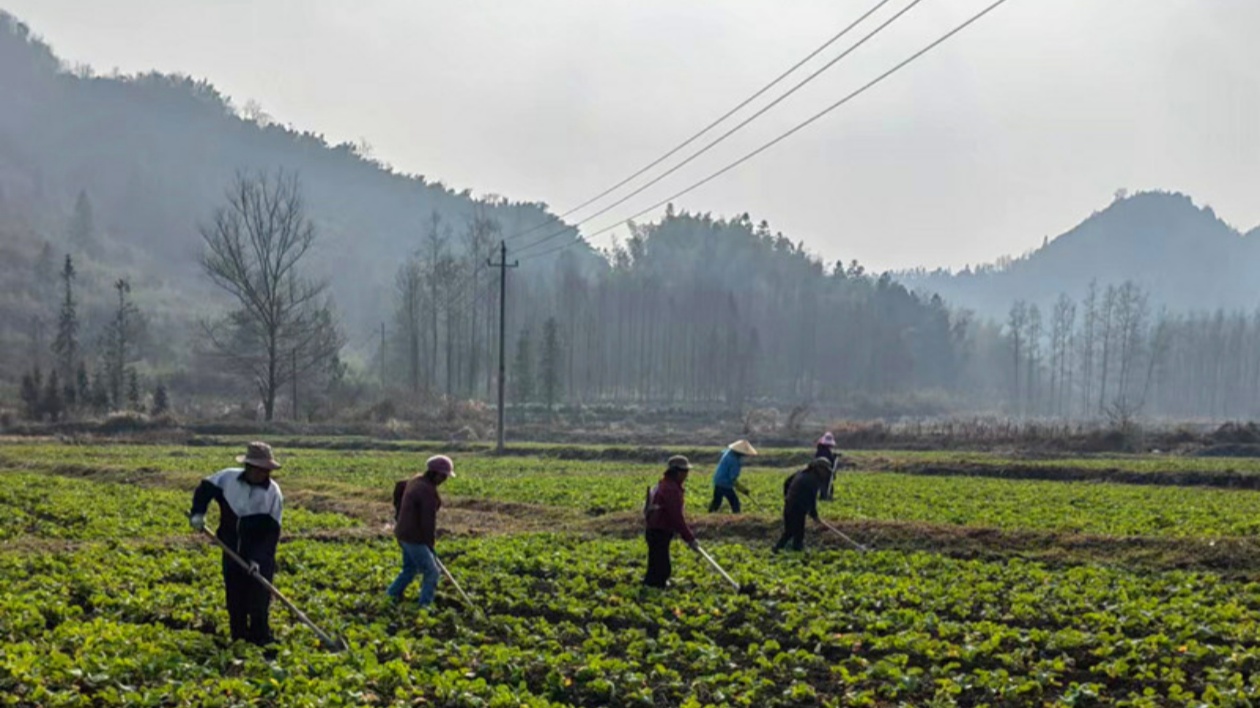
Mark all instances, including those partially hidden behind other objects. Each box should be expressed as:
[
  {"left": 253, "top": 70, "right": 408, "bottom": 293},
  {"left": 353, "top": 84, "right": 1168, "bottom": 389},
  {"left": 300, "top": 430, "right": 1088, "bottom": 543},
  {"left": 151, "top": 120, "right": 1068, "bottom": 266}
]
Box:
[
  {"left": 389, "top": 455, "right": 455, "bottom": 608},
  {"left": 815, "top": 432, "right": 838, "bottom": 500}
]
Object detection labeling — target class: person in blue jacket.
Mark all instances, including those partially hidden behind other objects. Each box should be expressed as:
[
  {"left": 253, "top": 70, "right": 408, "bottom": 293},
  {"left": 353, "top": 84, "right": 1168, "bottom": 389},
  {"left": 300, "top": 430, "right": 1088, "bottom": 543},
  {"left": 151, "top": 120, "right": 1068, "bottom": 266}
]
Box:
[{"left": 709, "top": 439, "right": 758, "bottom": 513}]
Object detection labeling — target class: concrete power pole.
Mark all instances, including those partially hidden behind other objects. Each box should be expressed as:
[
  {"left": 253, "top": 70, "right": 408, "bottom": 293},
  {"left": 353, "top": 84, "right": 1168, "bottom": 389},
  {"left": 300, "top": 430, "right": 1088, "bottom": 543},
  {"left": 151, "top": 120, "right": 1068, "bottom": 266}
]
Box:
[{"left": 487, "top": 240, "right": 518, "bottom": 454}]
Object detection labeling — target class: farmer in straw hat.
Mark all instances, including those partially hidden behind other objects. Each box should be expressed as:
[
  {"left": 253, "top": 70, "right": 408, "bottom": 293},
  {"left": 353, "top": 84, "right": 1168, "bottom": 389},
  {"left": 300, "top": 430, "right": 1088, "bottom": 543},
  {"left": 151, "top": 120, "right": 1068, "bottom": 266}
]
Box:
[
  {"left": 643, "top": 455, "right": 699, "bottom": 588},
  {"left": 189, "top": 441, "right": 284, "bottom": 646},
  {"left": 388, "top": 455, "right": 455, "bottom": 608},
  {"left": 709, "top": 439, "right": 758, "bottom": 513}
]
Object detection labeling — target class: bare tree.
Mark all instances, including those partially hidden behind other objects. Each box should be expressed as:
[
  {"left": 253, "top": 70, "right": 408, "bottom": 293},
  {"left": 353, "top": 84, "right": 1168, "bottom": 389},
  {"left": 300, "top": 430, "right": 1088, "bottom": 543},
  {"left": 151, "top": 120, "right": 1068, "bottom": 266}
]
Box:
[
  {"left": 199, "top": 170, "right": 344, "bottom": 421},
  {"left": 393, "top": 258, "right": 425, "bottom": 395},
  {"left": 1006, "top": 301, "right": 1028, "bottom": 414}
]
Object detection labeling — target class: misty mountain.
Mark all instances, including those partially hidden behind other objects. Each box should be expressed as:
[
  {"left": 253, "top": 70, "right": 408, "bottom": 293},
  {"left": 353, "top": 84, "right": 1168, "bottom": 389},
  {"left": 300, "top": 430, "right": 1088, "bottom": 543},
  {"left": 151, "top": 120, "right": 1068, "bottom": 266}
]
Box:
[
  {"left": 900, "top": 192, "right": 1260, "bottom": 318},
  {"left": 0, "top": 11, "right": 597, "bottom": 337}
]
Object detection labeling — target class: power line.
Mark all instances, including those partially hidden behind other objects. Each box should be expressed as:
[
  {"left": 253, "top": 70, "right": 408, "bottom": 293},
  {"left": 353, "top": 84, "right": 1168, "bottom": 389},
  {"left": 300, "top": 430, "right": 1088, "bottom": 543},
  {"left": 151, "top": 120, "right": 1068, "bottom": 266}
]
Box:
[
  {"left": 521, "top": 0, "right": 1015, "bottom": 264},
  {"left": 503, "top": 0, "right": 899, "bottom": 245},
  {"left": 513, "top": 0, "right": 927, "bottom": 257}
]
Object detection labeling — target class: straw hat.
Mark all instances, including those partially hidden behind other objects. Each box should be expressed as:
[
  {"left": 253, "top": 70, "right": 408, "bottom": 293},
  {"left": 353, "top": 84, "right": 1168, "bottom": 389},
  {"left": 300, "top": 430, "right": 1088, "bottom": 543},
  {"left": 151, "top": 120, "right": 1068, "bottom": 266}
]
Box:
[
  {"left": 666, "top": 455, "right": 693, "bottom": 471},
  {"left": 426, "top": 455, "right": 456, "bottom": 478},
  {"left": 728, "top": 440, "right": 758, "bottom": 456},
  {"left": 236, "top": 441, "right": 281, "bottom": 471}
]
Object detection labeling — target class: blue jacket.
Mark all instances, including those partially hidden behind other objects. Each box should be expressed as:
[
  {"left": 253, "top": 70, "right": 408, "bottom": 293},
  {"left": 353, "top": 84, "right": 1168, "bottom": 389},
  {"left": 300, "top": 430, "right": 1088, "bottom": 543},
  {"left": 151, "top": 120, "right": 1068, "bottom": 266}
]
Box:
[{"left": 712, "top": 449, "right": 743, "bottom": 488}]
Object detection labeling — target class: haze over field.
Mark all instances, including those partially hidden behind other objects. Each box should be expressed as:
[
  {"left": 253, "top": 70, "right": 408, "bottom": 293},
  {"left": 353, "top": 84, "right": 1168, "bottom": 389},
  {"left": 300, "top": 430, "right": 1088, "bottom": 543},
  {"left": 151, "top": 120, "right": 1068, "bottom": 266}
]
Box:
[
  {"left": 5, "top": 0, "right": 1258, "bottom": 271},
  {"left": 1, "top": 2, "right": 1258, "bottom": 424}
]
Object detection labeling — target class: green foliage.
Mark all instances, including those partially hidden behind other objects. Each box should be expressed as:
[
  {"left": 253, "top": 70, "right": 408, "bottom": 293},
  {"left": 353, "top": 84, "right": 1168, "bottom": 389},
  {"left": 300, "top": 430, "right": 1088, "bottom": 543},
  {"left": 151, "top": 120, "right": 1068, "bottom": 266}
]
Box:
[
  {"left": 0, "top": 471, "right": 358, "bottom": 542},
  {"left": 3, "top": 535, "right": 1260, "bottom": 705}
]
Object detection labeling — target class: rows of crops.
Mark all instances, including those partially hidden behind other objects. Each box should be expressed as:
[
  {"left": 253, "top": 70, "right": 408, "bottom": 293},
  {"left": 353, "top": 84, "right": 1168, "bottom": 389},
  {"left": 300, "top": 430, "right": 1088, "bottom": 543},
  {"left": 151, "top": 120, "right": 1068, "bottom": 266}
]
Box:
[
  {"left": 5, "top": 439, "right": 1260, "bottom": 705},
  {"left": 0, "top": 471, "right": 357, "bottom": 542},
  {"left": 5, "top": 534, "right": 1260, "bottom": 706},
  {"left": 8, "top": 444, "right": 1260, "bottom": 538}
]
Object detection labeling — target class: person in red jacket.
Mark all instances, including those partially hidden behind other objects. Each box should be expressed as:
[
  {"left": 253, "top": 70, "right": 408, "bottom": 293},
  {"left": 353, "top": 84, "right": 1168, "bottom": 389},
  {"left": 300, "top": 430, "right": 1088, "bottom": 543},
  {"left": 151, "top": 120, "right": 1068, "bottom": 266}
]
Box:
[
  {"left": 643, "top": 455, "right": 699, "bottom": 588},
  {"left": 388, "top": 455, "right": 454, "bottom": 608}
]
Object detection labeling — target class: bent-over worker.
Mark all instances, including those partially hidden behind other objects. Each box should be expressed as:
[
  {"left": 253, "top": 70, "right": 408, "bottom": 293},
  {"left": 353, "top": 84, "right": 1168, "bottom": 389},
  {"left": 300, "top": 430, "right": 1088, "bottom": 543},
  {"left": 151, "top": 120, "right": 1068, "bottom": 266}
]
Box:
[
  {"left": 773, "top": 458, "right": 830, "bottom": 553},
  {"left": 644, "top": 455, "right": 699, "bottom": 588},
  {"left": 189, "top": 441, "right": 284, "bottom": 646},
  {"left": 388, "top": 455, "right": 454, "bottom": 608},
  {"left": 709, "top": 439, "right": 758, "bottom": 513}
]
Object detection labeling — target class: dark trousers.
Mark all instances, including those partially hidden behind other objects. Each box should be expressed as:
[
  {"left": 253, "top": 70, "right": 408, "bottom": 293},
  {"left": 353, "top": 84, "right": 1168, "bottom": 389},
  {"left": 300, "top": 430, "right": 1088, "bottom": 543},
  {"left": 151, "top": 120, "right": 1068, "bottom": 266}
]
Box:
[
  {"left": 223, "top": 555, "right": 273, "bottom": 645},
  {"left": 773, "top": 514, "right": 807, "bottom": 552},
  {"left": 644, "top": 529, "right": 674, "bottom": 588},
  {"left": 709, "top": 485, "right": 741, "bottom": 513}
]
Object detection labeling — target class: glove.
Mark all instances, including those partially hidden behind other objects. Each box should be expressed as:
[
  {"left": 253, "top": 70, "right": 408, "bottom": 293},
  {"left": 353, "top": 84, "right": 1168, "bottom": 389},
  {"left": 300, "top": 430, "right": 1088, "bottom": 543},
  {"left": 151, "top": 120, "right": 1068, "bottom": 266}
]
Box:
[
  {"left": 189, "top": 514, "right": 206, "bottom": 531},
  {"left": 735, "top": 482, "right": 750, "bottom": 495},
  {"left": 248, "top": 561, "right": 260, "bottom": 575},
  {"left": 686, "top": 539, "right": 700, "bottom": 552}
]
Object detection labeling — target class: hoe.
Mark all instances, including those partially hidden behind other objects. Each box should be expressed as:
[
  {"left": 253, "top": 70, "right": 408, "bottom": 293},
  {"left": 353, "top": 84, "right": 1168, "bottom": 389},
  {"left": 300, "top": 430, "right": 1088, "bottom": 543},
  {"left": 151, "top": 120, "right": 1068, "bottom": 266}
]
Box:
[
  {"left": 819, "top": 518, "right": 870, "bottom": 552},
  {"left": 436, "top": 556, "right": 484, "bottom": 618},
  {"left": 695, "top": 543, "right": 758, "bottom": 596},
  {"left": 200, "top": 528, "right": 348, "bottom": 652}
]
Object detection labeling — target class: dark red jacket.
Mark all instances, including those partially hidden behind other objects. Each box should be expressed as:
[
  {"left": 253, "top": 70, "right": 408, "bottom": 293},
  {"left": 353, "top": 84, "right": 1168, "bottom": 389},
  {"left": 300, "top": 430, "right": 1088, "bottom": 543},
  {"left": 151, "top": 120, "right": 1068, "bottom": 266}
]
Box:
[
  {"left": 644, "top": 476, "right": 695, "bottom": 543},
  {"left": 394, "top": 475, "right": 441, "bottom": 547}
]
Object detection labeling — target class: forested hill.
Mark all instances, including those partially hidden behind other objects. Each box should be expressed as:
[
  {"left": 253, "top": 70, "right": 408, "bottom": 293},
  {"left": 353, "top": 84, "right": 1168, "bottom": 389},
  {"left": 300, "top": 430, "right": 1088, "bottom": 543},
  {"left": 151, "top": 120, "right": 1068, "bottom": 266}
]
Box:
[
  {"left": 900, "top": 192, "right": 1260, "bottom": 318},
  {"left": 0, "top": 11, "right": 593, "bottom": 337}
]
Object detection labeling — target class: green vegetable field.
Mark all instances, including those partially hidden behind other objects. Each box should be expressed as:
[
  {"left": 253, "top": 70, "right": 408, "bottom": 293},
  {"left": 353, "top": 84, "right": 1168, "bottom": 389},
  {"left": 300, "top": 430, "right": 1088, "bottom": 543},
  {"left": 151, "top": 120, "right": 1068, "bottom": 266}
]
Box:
[{"left": 4, "top": 440, "right": 1260, "bottom": 705}]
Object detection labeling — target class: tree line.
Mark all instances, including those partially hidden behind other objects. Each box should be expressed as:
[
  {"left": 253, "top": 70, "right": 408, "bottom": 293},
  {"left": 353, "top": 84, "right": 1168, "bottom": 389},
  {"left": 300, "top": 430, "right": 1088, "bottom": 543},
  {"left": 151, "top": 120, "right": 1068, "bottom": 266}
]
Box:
[
  {"left": 12, "top": 169, "right": 1260, "bottom": 426},
  {"left": 998, "top": 281, "right": 1260, "bottom": 421}
]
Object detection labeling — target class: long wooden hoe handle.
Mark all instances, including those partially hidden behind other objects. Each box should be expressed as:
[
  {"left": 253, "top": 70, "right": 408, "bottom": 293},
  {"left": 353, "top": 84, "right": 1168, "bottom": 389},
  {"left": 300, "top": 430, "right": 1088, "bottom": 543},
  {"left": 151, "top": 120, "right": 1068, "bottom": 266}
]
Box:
[
  {"left": 435, "top": 557, "right": 483, "bottom": 617},
  {"left": 199, "top": 528, "right": 344, "bottom": 650},
  {"left": 695, "top": 545, "right": 741, "bottom": 592},
  {"left": 819, "top": 519, "right": 869, "bottom": 552}
]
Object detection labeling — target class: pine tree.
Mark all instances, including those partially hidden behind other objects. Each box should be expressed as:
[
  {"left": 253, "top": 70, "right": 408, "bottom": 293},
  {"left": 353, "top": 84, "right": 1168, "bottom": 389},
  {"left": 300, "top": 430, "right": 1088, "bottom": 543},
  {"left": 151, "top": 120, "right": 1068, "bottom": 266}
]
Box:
[
  {"left": 89, "top": 367, "right": 110, "bottom": 414},
  {"left": 127, "top": 368, "right": 142, "bottom": 411},
  {"left": 19, "top": 369, "right": 41, "bottom": 420},
  {"left": 512, "top": 328, "right": 535, "bottom": 404},
  {"left": 42, "top": 370, "right": 65, "bottom": 422},
  {"left": 50, "top": 254, "right": 78, "bottom": 383},
  {"left": 76, "top": 362, "right": 90, "bottom": 407},
  {"left": 103, "top": 279, "right": 140, "bottom": 406},
  {"left": 541, "top": 318, "right": 562, "bottom": 412},
  {"left": 151, "top": 382, "right": 170, "bottom": 416}
]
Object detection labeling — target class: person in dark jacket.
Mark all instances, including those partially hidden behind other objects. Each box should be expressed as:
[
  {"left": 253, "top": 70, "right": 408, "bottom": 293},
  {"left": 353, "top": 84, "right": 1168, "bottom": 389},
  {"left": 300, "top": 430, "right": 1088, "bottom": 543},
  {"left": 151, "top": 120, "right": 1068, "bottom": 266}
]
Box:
[
  {"left": 815, "top": 432, "right": 838, "bottom": 501},
  {"left": 388, "top": 455, "right": 454, "bottom": 608},
  {"left": 773, "top": 458, "right": 830, "bottom": 553},
  {"left": 189, "top": 441, "right": 284, "bottom": 646},
  {"left": 644, "top": 455, "right": 700, "bottom": 588}
]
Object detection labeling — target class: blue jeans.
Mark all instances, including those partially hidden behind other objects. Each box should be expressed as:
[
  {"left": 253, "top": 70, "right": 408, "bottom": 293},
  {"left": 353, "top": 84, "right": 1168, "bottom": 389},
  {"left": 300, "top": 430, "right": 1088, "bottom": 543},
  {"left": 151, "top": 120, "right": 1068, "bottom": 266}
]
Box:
[{"left": 387, "top": 542, "right": 439, "bottom": 607}]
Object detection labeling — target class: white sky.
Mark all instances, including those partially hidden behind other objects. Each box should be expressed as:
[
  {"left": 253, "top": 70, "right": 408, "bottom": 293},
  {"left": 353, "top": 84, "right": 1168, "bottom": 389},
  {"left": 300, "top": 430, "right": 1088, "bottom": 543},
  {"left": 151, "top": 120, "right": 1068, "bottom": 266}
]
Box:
[{"left": 5, "top": 0, "right": 1258, "bottom": 271}]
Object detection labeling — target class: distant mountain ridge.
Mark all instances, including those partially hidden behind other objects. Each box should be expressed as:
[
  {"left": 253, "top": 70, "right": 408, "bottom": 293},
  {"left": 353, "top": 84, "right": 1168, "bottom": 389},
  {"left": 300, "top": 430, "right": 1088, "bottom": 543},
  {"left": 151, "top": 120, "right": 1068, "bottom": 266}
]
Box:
[
  {"left": 900, "top": 191, "right": 1260, "bottom": 317},
  {"left": 0, "top": 10, "right": 595, "bottom": 333}
]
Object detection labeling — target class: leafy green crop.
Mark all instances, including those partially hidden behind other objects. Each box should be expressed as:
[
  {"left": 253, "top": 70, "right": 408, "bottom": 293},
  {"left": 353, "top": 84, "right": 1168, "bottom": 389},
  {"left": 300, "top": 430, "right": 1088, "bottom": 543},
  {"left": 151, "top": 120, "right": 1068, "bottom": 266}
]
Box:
[
  {"left": 7, "top": 443, "right": 1260, "bottom": 538},
  {"left": 0, "top": 470, "right": 358, "bottom": 541},
  {"left": 4, "top": 535, "right": 1260, "bottom": 706}
]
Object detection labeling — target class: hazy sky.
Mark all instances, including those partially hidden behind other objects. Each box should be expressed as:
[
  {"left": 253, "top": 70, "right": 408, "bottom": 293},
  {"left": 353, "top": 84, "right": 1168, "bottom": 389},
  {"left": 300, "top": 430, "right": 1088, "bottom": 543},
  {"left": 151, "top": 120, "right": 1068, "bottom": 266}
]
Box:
[{"left": 5, "top": 0, "right": 1257, "bottom": 271}]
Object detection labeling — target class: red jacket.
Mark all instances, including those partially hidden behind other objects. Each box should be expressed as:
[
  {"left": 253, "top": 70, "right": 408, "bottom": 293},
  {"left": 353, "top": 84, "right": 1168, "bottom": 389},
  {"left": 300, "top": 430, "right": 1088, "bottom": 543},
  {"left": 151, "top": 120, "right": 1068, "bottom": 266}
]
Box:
[
  {"left": 644, "top": 476, "right": 695, "bottom": 543},
  {"left": 394, "top": 475, "right": 441, "bottom": 547}
]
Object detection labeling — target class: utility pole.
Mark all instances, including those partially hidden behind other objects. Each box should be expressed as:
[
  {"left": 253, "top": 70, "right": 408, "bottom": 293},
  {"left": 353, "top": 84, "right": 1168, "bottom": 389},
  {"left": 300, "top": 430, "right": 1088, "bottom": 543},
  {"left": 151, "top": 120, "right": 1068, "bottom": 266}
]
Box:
[
  {"left": 488, "top": 240, "right": 518, "bottom": 454},
  {"left": 291, "top": 348, "right": 298, "bottom": 421}
]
